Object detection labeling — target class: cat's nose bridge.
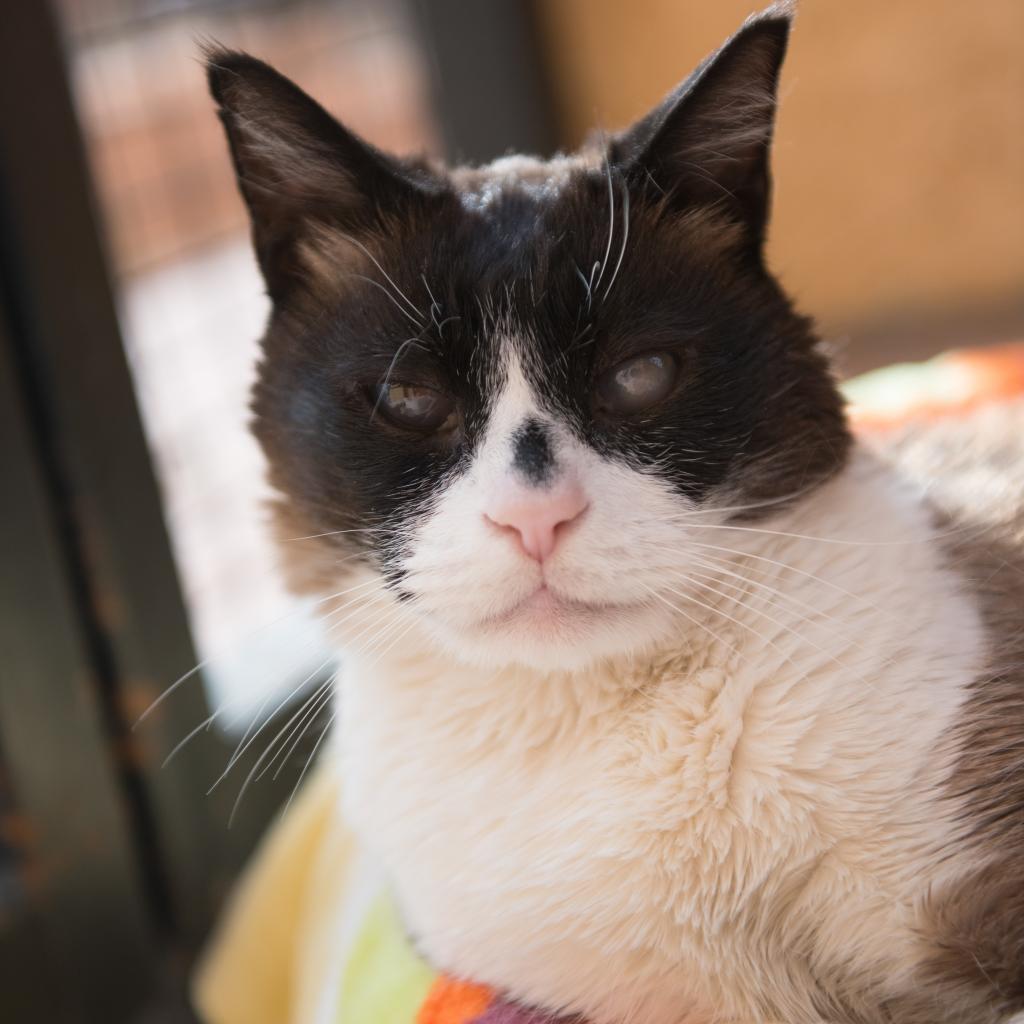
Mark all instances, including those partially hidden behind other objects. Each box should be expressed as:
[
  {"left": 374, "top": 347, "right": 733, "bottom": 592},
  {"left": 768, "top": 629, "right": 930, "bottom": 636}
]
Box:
[
  {"left": 483, "top": 476, "right": 588, "bottom": 562},
  {"left": 510, "top": 417, "right": 556, "bottom": 485}
]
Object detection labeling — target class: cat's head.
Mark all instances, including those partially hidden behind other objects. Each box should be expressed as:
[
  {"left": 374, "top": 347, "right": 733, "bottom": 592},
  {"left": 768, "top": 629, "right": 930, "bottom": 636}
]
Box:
[{"left": 208, "top": 4, "right": 849, "bottom": 673}]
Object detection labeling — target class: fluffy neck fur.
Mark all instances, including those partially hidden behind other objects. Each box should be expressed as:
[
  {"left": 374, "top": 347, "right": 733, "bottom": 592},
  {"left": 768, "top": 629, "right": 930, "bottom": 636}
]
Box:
[{"left": 334, "top": 445, "right": 991, "bottom": 1023}]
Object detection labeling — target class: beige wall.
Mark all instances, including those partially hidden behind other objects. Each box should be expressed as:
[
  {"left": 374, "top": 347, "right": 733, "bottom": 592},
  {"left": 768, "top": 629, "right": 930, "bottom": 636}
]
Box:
[{"left": 537, "top": 0, "right": 1024, "bottom": 333}]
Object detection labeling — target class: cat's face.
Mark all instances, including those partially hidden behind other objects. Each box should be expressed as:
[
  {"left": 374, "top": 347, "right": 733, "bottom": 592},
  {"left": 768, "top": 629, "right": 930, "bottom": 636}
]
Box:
[{"left": 209, "top": 6, "right": 849, "bottom": 671}]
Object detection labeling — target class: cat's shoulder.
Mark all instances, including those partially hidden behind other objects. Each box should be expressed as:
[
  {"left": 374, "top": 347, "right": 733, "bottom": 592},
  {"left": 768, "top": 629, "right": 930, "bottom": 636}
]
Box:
[{"left": 876, "top": 399, "right": 1024, "bottom": 1012}]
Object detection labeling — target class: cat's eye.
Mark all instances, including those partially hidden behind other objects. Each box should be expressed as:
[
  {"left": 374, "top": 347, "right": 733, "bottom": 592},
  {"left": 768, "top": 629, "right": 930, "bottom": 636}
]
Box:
[
  {"left": 373, "top": 383, "right": 458, "bottom": 434},
  {"left": 595, "top": 352, "right": 680, "bottom": 416}
]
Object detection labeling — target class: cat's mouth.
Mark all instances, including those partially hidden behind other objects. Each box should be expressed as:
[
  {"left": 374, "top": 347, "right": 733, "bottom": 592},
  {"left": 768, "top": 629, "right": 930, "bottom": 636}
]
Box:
[{"left": 478, "top": 585, "right": 641, "bottom": 631}]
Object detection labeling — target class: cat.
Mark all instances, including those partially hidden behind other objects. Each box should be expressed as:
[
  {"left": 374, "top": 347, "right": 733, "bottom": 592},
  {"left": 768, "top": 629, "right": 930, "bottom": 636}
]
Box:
[{"left": 207, "top": 5, "right": 1024, "bottom": 1022}]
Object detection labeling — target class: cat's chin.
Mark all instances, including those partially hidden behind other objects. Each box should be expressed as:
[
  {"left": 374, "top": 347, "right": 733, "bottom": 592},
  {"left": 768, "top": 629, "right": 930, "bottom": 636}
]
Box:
[{"left": 425, "top": 590, "right": 672, "bottom": 673}]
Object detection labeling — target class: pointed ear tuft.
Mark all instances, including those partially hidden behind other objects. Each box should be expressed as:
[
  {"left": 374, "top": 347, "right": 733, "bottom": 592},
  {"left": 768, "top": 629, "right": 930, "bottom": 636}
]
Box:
[
  {"left": 611, "top": 6, "right": 792, "bottom": 246},
  {"left": 206, "top": 47, "right": 423, "bottom": 299}
]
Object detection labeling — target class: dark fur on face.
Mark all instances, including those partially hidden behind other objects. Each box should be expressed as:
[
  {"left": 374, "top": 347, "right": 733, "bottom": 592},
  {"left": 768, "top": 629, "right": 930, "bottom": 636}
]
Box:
[{"left": 206, "top": 7, "right": 849, "bottom": 581}]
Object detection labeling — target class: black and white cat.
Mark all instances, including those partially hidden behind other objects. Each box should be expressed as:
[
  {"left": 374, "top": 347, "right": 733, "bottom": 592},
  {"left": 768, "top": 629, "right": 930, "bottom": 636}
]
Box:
[{"left": 208, "top": 6, "right": 1024, "bottom": 1022}]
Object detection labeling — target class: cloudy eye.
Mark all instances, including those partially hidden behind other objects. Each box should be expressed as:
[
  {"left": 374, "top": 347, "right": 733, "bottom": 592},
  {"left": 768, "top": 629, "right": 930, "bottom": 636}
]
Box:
[
  {"left": 374, "top": 383, "right": 458, "bottom": 434},
  {"left": 595, "top": 352, "right": 679, "bottom": 416}
]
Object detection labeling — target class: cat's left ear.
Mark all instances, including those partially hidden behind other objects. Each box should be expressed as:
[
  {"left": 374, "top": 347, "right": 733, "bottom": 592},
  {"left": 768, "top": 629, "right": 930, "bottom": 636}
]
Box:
[
  {"left": 206, "top": 48, "right": 432, "bottom": 301},
  {"left": 611, "top": 5, "right": 791, "bottom": 246}
]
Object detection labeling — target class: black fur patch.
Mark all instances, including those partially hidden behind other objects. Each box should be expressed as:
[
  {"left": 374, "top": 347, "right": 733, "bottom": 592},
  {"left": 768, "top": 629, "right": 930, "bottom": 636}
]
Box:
[{"left": 512, "top": 419, "right": 555, "bottom": 485}]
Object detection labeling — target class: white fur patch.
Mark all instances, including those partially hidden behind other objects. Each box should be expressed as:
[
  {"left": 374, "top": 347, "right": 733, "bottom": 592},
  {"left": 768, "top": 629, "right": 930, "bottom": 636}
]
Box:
[
  {"left": 399, "top": 351, "right": 697, "bottom": 671},
  {"left": 327, "top": 442, "right": 987, "bottom": 1022}
]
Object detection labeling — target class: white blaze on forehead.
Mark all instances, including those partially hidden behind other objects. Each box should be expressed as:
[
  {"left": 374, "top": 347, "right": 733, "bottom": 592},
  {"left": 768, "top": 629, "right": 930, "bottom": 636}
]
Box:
[
  {"left": 486, "top": 348, "right": 542, "bottom": 441},
  {"left": 469, "top": 345, "right": 557, "bottom": 480},
  {"left": 395, "top": 327, "right": 702, "bottom": 671}
]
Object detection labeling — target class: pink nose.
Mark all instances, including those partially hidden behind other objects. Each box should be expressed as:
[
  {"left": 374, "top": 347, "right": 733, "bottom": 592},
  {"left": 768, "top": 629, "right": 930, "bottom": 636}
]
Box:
[{"left": 484, "top": 480, "right": 588, "bottom": 562}]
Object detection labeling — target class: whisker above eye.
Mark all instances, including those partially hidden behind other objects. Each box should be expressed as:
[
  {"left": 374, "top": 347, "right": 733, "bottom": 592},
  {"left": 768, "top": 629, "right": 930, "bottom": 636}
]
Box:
[
  {"left": 344, "top": 273, "right": 423, "bottom": 327},
  {"left": 370, "top": 334, "right": 434, "bottom": 423},
  {"left": 601, "top": 179, "right": 630, "bottom": 302},
  {"left": 573, "top": 261, "right": 594, "bottom": 310},
  {"left": 593, "top": 154, "right": 616, "bottom": 296},
  {"left": 330, "top": 230, "right": 424, "bottom": 322}
]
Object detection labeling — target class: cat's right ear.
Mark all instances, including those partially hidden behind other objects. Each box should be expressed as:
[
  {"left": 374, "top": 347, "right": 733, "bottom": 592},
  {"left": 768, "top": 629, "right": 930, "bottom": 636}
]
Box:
[
  {"left": 609, "top": 6, "right": 791, "bottom": 249},
  {"left": 206, "top": 48, "right": 426, "bottom": 300}
]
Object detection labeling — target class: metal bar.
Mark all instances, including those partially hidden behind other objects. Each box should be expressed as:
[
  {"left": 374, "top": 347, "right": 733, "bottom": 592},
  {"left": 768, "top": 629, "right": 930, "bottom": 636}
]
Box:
[
  {"left": 0, "top": 294, "right": 156, "bottom": 1022},
  {"left": 0, "top": 1, "right": 271, "bottom": 949}
]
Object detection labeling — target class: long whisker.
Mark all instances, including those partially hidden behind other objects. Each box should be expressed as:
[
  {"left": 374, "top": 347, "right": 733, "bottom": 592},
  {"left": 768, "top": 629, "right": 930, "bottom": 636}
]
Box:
[
  {"left": 601, "top": 179, "right": 630, "bottom": 302},
  {"left": 277, "top": 611, "right": 420, "bottom": 820},
  {"left": 669, "top": 521, "right": 912, "bottom": 546},
  {"left": 226, "top": 676, "right": 334, "bottom": 827},
  {"left": 682, "top": 540, "right": 885, "bottom": 614},
  {"left": 265, "top": 682, "right": 336, "bottom": 781},
  {"left": 281, "top": 526, "right": 385, "bottom": 543},
  {"left": 680, "top": 564, "right": 868, "bottom": 659},
  {"left": 685, "top": 552, "right": 870, "bottom": 645},
  {"left": 338, "top": 592, "right": 414, "bottom": 654},
  {"left": 636, "top": 580, "right": 741, "bottom": 661},
  {"left": 332, "top": 231, "right": 423, "bottom": 321},
  {"left": 663, "top": 574, "right": 880, "bottom": 696},
  {"left": 219, "top": 688, "right": 275, "bottom": 774},
  {"left": 345, "top": 273, "right": 422, "bottom": 327},
  {"left": 673, "top": 483, "right": 824, "bottom": 519},
  {"left": 593, "top": 156, "right": 615, "bottom": 295},
  {"left": 277, "top": 710, "right": 336, "bottom": 822},
  {"left": 159, "top": 583, "right": 385, "bottom": 779},
  {"left": 371, "top": 334, "right": 431, "bottom": 422},
  {"left": 209, "top": 580, "right": 385, "bottom": 782},
  {"left": 134, "top": 576, "right": 385, "bottom": 728},
  {"left": 209, "top": 655, "right": 338, "bottom": 794},
  {"left": 161, "top": 707, "right": 229, "bottom": 769}
]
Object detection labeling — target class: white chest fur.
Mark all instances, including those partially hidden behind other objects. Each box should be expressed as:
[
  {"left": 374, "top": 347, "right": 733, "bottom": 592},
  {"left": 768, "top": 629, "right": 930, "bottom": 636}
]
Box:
[{"left": 336, "top": 450, "right": 985, "bottom": 1023}]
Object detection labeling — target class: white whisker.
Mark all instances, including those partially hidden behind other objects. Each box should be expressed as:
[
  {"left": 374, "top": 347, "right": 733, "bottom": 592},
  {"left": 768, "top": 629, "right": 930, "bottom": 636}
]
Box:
[
  {"left": 210, "top": 655, "right": 336, "bottom": 794},
  {"left": 636, "top": 580, "right": 741, "bottom": 661},
  {"left": 227, "top": 677, "right": 333, "bottom": 827},
  {"left": 371, "top": 335, "right": 431, "bottom": 422},
  {"left": 345, "top": 273, "right": 422, "bottom": 327},
  {"left": 601, "top": 179, "right": 630, "bottom": 301},
  {"left": 266, "top": 682, "right": 336, "bottom": 781},
  {"left": 593, "top": 156, "right": 615, "bottom": 295},
  {"left": 279, "top": 709, "right": 336, "bottom": 820},
  {"left": 282, "top": 526, "right": 384, "bottom": 543},
  {"left": 332, "top": 231, "right": 423, "bottom": 321},
  {"left": 663, "top": 572, "right": 881, "bottom": 696}
]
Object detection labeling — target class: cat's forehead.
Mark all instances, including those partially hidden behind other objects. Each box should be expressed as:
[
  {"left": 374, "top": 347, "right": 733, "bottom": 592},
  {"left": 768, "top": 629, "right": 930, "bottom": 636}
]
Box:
[{"left": 450, "top": 153, "right": 595, "bottom": 214}]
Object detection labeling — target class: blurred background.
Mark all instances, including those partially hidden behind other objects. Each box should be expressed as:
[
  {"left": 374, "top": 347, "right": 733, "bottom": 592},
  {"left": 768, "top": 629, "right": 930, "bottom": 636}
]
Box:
[{"left": 0, "top": 1, "right": 1021, "bottom": 1020}]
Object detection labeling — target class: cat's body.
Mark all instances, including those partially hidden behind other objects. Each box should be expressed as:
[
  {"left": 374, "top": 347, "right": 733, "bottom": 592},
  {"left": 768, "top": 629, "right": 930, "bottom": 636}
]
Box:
[
  {"left": 336, "top": 427, "right": 1021, "bottom": 1024},
  {"left": 207, "top": 6, "right": 1024, "bottom": 1021}
]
